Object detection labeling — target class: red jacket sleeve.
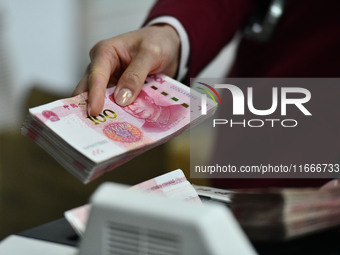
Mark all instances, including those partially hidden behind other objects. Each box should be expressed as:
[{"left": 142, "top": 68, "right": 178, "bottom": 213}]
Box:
[{"left": 145, "top": 0, "right": 254, "bottom": 83}]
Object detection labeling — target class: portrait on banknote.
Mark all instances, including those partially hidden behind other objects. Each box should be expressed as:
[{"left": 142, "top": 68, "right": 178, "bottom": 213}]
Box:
[{"left": 122, "top": 90, "right": 187, "bottom": 131}]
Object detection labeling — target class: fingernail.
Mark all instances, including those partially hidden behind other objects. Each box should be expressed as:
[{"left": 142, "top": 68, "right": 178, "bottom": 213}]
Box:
[
  {"left": 321, "top": 179, "right": 339, "bottom": 190},
  {"left": 115, "top": 88, "right": 132, "bottom": 106},
  {"left": 87, "top": 104, "right": 92, "bottom": 116}
]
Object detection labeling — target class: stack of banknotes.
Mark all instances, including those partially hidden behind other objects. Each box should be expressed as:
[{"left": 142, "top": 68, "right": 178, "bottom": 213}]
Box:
[
  {"left": 193, "top": 184, "right": 340, "bottom": 240},
  {"left": 65, "top": 169, "right": 201, "bottom": 236},
  {"left": 229, "top": 186, "right": 340, "bottom": 241},
  {"left": 22, "top": 74, "right": 215, "bottom": 183}
]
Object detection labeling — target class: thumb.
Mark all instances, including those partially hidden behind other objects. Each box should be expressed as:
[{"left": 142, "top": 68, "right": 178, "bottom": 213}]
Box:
[{"left": 114, "top": 45, "right": 160, "bottom": 106}]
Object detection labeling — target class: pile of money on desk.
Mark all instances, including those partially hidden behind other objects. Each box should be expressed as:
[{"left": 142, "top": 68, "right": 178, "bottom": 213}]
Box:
[{"left": 65, "top": 169, "right": 340, "bottom": 241}]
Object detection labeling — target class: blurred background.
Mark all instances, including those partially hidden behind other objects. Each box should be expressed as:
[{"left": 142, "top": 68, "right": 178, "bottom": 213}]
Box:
[{"left": 0, "top": 0, "right": 237, "bottom": 240}]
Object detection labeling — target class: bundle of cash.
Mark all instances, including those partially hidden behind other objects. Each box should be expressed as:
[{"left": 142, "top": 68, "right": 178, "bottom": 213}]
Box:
[
  {"left": 65, "top": 169, "right": 200, "bottom": 236},
  {"left": 193, "top": 184, "right": 340, "bottom": 240},
  {"left": 229, "top": 186, "right": 340, "bottom": 240},
  {"left": 22, "top": 74, "right": 215, "bottom": 183}
]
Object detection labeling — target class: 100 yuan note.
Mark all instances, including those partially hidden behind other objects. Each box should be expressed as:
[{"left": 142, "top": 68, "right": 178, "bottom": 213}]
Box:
[
  {"left": 28, "top": 74, "right": 194, "bottom": 162},
  {"left": 23, "top": 74, "right": 216, "bottom": 182},
  {"left": 65, "top": 169, "right": 200, "bottom": 236}
]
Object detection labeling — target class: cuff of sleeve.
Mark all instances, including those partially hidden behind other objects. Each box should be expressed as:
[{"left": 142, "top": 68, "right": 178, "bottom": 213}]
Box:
[{"left": 146, "top": 16, "right": 189, "bottom": 82}]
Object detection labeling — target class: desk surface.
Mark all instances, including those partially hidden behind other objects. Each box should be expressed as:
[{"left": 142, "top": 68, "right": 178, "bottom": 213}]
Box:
[{"left": 17, "top": 218, "right": 340, "bottom": 255}]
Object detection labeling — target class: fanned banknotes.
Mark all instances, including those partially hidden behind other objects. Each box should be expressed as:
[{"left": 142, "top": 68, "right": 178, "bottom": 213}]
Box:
[{"left": 22, "top": 74, "right": 216, "bottom": 183}]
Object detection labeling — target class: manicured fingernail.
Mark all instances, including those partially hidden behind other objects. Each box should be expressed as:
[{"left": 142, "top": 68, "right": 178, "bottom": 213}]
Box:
[
  {"left": 333, "top": 179, "right": 339, "bottom": 187},
  {"left": 87, "top": 104, "right": 92, "bottom": 116},
  {"left": 115, "top": 88, "right": 132, "bottom": 106}
]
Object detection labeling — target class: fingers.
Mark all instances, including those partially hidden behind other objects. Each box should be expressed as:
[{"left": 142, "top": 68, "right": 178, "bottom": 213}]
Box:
[
  {"left": 114, "top": 43, "right": 161, "bottom": 106},
  {"left": 87, "top": 43, "right": 118, "bottom": 116},
  {"left": 73, "top": 25, "right": 180, "bottom": 114}
]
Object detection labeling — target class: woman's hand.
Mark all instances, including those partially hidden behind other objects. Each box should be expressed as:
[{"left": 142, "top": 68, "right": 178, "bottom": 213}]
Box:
[{"left": 73, "top": 25, "right": 180, "bottom": 116}]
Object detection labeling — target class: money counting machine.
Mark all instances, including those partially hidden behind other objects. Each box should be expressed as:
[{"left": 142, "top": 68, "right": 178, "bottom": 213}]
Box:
[{"left": 0, "top": 183, "right": 256, "bottom": 255}]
